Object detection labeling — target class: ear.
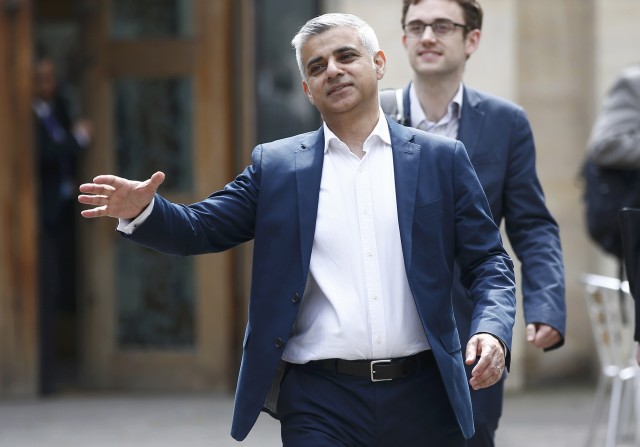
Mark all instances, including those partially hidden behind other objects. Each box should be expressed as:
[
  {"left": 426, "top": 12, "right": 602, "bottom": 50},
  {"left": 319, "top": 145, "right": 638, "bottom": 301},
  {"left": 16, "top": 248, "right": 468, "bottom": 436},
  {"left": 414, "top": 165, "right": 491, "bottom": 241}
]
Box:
[
  {"left": 374, "top": 50, "right": 387, "bottom": 80},
  {"left": 302, "top": 80, "right": 315, "bottom": 105},
  {"left": 464, "top": 29, "right": 481, "bottom": 58}
]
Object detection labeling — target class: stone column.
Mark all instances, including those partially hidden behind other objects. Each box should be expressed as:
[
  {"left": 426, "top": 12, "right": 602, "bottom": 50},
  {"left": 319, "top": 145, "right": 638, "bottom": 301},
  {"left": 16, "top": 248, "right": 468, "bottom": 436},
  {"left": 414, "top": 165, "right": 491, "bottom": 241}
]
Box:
[{"left": 514, "top": 0, "right": 596, "bottom": 383}]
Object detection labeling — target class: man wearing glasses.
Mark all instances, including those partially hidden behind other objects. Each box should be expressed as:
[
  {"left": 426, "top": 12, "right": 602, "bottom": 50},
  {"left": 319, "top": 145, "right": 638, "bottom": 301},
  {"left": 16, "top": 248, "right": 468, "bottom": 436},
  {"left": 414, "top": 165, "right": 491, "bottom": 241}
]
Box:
[{"left": 381, "top": 1, "right": 566, "bottom": 446}]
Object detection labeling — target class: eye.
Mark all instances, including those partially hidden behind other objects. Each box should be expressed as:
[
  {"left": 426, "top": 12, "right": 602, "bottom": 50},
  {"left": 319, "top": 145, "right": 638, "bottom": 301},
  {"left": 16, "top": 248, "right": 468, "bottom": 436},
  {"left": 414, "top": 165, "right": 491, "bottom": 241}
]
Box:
[
  {"left": 405, "top": 21, "right": 425, "bottom": 35},
  {"left": 339, "top": 52, "right": 357, "bottom": 62},
  {"left": 432, "top": 19, "right": 453, "bottom": 34},
  {"left": 308, "top": 64, "right": 325, "bottom": 76}
]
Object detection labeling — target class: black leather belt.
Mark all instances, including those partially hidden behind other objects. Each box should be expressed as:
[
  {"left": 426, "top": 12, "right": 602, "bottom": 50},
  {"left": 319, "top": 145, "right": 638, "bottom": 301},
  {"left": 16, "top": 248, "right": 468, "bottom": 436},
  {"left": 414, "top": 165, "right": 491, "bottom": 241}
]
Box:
[{"left": 308, "top": 350, "right": 435, "bottom": 382}]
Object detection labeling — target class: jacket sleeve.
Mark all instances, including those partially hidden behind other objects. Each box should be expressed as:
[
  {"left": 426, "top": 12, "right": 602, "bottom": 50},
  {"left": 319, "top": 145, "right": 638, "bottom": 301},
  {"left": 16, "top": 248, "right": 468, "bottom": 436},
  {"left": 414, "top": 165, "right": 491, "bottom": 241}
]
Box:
[
  {"left": 125, "top": 146, "right": 262, "bottom": 255},
  {"left": 502, "top": 107, "right": 566, "bottom": 349},
  {"left": 452, "top": 142, "right": 517, "bottom": 366}
]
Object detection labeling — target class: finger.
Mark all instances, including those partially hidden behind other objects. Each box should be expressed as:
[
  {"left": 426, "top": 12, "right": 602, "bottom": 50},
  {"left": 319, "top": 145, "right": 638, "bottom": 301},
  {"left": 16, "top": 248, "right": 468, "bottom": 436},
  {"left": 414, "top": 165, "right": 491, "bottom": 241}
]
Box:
[
  {"left": 92, "top": 174, "right": 122, "bottom": 186},
  {"left": 528, "top": 325, "right": 561, "bottom": 349},
  {"left": 470, "top": 356, "right": 504, "bottom": 389},
  {"left": 470, "top": 366, "right": 503, "bottom": 390},
  {"left": 526, "top": 323, "right": 536, "bottom": 342},
  {"left": 471, "top": 351, "right": 493, "bottom": 376},
  {"left": 465, "top": 337, "right": 479, "bottom": 365},
  {"left": 77, "top": 194, "right": 109, "bottom": 206},
  {"left": 78, "top": 182, "right": 116, "bottom": 195},
  {"left": 80, "top": 205, "right": 109, "bottom": 219}
]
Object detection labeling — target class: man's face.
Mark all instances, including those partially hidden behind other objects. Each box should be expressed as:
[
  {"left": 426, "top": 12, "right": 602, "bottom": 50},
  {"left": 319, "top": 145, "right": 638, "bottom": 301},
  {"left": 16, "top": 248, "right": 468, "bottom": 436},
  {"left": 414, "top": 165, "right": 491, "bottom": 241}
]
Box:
[
  {"left": 35, "top": 59, "right": 57, "bottom": 102},
  {"left": 300, "top": 27, "right": 385, "bottom": 121},
  {"left": 402, "top": 0, "right": 480, "bottom": 79}
]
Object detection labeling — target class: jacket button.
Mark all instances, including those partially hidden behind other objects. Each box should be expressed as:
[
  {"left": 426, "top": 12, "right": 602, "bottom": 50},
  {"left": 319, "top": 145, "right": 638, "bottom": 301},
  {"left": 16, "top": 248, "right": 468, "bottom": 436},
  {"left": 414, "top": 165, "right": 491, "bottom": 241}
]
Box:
[
  {"left": 275, "top": 338, "right": 283, "bottom": 348},
  {"left": 292, "top": 293, "right": 300, "bottom": 303}
]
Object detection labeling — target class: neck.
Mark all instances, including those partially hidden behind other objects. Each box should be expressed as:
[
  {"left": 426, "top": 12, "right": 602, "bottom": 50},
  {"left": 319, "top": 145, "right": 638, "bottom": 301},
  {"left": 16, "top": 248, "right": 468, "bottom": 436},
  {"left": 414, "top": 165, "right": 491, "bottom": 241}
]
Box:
[
  {"left": 413, "top": 73, "right": 462, "bottom": 123},
  {"left": 324, "top": 105, "right": 380, "bottom": 159}
]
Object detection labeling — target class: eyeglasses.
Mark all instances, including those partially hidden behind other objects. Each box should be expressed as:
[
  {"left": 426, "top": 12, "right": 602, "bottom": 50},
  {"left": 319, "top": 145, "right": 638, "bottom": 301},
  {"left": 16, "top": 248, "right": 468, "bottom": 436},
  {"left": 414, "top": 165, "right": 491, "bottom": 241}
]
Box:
[{"left": 403, "top": 19, "right": 469, "bottom": 38}]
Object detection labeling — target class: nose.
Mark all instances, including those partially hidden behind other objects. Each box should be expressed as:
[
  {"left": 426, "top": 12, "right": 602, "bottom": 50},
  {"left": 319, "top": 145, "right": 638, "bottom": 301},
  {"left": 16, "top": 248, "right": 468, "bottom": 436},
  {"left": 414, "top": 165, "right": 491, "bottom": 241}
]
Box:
[
  {"left": 420, "top": 25, "right": 438, "bottom": 42},
  {"left": 326, "top": 57, "right": 342, "bottom": 78}
]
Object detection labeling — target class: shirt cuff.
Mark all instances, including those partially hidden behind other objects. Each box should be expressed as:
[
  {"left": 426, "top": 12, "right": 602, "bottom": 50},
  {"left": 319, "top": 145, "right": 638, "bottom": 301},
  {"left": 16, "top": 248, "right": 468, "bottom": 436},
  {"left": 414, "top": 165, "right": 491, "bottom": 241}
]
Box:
[{"left": 117, "top": 198, "right": 155, "bottom": 234}]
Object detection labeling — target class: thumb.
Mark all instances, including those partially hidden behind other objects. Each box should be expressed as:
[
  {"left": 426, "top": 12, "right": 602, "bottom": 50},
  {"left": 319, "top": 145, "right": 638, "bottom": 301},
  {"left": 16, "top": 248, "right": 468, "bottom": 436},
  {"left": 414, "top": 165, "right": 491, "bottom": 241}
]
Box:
[
  {"left": 526, "top": 324, "right": 536, "bottom": 342},
  {"left": 465, "top": 337, "right": 479, "bottom": 365},
  {"left": 149, "top": 171, "right": 166, "bottom": 189}
]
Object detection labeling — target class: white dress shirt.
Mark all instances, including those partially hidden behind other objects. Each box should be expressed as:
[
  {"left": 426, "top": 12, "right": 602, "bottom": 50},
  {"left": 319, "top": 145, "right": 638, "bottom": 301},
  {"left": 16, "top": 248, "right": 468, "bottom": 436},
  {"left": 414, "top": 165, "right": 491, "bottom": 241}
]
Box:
[
  {"left": 283, "top": 111, "right": 430, "bottom": 363},
  {"left": 410, "top": 82, "right": 464, "bottom": 139}
]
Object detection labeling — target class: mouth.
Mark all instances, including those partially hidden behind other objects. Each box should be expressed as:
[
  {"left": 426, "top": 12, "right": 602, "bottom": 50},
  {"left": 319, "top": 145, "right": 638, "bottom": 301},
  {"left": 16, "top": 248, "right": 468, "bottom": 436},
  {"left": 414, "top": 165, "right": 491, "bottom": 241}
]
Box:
[
  {"left": 327, "top": 83, "right": 352, "bottom": 96},
  {"left": 418, "top": 48, "right": 443, "bottom": 59}
]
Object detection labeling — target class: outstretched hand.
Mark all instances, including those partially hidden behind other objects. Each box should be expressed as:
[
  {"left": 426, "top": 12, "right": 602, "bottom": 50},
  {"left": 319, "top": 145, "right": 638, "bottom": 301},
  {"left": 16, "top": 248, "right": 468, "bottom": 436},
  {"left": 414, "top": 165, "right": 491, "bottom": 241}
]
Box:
[
  {"left": 78, "top": 171, "right": 165, "bottom": 219},
  {"left": 465, "top": 333, "right": 506, "bottom": 390}
]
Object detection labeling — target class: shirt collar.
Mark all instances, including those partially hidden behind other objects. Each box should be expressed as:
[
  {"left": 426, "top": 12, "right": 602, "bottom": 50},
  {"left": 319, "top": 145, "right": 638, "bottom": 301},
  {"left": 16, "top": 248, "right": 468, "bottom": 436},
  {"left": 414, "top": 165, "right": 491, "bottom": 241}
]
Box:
[
  {"left": 410, "top": 82, "right": 464, "bottom": 129},
  {"left": 323, "top": 108, "right": 392, "bottom": 153}
]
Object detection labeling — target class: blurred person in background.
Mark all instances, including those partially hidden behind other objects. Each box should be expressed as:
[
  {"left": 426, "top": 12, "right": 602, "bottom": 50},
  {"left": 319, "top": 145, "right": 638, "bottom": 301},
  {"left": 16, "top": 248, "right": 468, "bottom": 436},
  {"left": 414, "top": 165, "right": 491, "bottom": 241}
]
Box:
[
  {"left": 380, "top": 1, "right": 566, "bottom": 445},
  {"left": 34, "top": 55, "right": 91, "bottom": 394},
  {"left": 587, "top": 63, "right": 640, "bottom": 365},
  {"left": 587, "top": 64, "right": 640, "bottom": 169}
]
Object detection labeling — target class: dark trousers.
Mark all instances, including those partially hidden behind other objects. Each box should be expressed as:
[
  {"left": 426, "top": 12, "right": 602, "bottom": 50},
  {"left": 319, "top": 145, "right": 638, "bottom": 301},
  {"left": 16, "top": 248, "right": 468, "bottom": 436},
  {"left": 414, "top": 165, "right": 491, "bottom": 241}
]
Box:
[
  {"left": 277, "top": 359, "right": 465, "bottom": 447},
  {"left": 38, "top": 201, "right": 77, "bottom": 395},
  {"left": 464, "top": 363, "right": 504, "bottom": 447}
]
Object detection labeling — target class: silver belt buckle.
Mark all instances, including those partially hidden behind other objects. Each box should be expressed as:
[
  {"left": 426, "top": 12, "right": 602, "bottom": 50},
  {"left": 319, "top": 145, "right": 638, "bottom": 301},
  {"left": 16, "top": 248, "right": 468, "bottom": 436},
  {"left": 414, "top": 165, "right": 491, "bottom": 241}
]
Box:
[{"left": 370, "top": 359, "right": 392, "bottom": 382}]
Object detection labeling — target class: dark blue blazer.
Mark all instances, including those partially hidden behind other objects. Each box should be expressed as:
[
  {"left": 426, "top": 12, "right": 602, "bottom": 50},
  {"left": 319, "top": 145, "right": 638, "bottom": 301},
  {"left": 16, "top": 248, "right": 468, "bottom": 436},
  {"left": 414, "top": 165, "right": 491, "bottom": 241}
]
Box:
[
  {"left": 395, "top": 84, "right": 566, "bottom": 348},
  {"left": 126, "top": 117, "right": 516, "bottom": 441}
]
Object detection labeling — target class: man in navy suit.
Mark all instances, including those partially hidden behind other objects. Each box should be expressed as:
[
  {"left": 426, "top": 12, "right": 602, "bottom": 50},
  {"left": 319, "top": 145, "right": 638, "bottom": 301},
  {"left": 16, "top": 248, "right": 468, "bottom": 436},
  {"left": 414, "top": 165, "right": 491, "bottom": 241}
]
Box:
[
  {"left": 79, "top": 13, "right": 516, "bottom": 446},
  {"left": 381, "top": 1, "right": 566, "bottom": 446}
]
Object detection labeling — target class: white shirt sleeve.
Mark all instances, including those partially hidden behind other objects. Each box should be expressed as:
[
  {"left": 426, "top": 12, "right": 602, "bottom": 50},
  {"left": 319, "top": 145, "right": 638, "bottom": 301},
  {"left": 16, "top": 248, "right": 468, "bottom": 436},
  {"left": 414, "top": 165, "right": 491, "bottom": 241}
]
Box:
[{"left": 117, "top": 198, "right": 155, "bottom": 235}]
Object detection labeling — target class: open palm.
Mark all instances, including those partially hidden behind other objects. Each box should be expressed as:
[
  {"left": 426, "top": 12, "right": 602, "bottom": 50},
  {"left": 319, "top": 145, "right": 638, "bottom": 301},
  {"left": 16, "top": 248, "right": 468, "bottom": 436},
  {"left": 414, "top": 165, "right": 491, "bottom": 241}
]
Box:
[{"left": 78, "top": 171, "right": 165, "bottom": 219}]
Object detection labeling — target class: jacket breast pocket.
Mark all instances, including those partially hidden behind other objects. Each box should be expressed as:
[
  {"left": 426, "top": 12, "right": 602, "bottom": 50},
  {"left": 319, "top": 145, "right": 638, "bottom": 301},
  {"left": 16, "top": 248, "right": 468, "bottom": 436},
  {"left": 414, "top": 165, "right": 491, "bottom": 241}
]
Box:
[{"left": 414, "top": 198, "right": 443, "bottom": 221}]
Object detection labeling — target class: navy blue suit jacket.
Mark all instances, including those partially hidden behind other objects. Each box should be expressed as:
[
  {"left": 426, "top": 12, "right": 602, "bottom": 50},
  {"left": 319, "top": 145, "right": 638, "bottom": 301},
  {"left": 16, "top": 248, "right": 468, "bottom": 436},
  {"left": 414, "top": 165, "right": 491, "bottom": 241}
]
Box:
[
  {"left": 390, "top": 84, "right": 566, "bottom": 423},
  {"left": 126, "top": 117, "right": 516, "bottom": 441}
]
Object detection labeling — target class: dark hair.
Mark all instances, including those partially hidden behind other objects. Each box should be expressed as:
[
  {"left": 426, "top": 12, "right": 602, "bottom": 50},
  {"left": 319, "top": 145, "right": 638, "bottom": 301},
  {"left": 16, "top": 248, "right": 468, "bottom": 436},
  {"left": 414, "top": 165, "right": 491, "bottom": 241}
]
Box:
[{"left": 401, "top": 0, "right": 483, "bottom": 34}]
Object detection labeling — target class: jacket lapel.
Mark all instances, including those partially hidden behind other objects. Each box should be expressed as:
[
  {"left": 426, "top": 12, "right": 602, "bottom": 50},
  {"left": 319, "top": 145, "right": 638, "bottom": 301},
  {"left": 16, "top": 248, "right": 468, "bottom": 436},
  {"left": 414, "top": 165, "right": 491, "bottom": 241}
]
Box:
[
  {"left": 295, "top": 128, "right": 325, "bottom": 281},
  {"left": 388, "top": 118, "right": 420, "bottom": 271},
  {"left": 457, "top": 87, "right": 485, "bottom": 160}
]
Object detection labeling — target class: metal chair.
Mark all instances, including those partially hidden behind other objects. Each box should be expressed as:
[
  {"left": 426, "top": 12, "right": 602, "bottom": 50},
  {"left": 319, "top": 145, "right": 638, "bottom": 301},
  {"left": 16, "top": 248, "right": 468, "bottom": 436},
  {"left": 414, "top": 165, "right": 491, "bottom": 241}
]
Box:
[{"left": 581, "top": 273, "right": 638, "bottom": 447}]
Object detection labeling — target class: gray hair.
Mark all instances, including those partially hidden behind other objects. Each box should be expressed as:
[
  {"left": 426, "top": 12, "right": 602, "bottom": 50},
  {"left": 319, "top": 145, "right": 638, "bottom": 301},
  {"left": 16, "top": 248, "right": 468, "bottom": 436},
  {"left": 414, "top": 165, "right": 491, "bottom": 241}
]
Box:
[{"left": 291, "top": 13, "right": 380, "bottom": 80}]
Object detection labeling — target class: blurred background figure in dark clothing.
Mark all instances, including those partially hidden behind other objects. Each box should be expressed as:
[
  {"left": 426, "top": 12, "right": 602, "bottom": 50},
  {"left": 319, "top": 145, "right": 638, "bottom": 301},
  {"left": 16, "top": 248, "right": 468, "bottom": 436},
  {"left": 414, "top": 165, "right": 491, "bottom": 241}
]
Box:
[{"left": 34, "top": 56, "right": 91, "bottom": 395}]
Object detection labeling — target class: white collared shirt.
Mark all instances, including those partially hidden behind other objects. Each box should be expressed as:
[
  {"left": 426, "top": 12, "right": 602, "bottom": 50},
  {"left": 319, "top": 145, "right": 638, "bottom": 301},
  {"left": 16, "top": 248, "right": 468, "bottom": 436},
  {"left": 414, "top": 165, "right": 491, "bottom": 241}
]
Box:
[
  {"left": 410, "top": 82, "right": 464, "bottom": 139},
  {"left": 282, "top": 110, "right": 430, "bottom": 363}
]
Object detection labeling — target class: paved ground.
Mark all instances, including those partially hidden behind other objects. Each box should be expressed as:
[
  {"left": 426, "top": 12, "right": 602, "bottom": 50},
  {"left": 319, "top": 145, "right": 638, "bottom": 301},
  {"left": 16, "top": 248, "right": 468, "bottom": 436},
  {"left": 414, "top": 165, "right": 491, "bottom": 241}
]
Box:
[{"left": 0, "top": 385, "right": 636, "bottom": 446}]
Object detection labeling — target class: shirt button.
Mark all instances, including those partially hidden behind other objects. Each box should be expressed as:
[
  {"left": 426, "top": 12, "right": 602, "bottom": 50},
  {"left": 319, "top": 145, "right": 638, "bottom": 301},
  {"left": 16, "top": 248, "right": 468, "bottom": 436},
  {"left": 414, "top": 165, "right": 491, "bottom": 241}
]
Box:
[
  {"left": 292, "top": 293, "right": 300, "bottom": 303},
  {"left": 275, "top": 338, "right": 283, "bottom": 348}
]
